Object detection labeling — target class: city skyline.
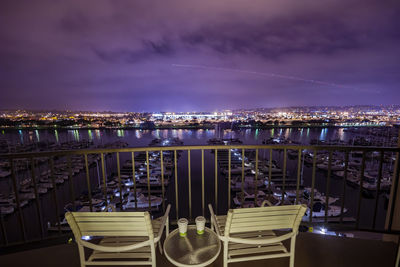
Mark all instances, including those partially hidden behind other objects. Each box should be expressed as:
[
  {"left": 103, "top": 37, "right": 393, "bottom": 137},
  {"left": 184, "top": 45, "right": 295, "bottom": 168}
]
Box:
[{"left": 1, "top": 0, "right": 400, "bottom": 111}]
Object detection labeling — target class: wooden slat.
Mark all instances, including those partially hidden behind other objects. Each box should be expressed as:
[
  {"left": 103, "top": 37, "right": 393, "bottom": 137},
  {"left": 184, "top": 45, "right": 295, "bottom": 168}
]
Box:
[
  {"left": 229, "top": 244, "right": 287, "bottom": 256},
  {"left": 231, "top": 220, "right": 295, "bottom": 231},
  {"left": 230, "top": 230, "right": 275, "bottom": 238},
  {"left": 232, "top": 205, "right": 302, "bottom": 213},
  {"left": 90, "top": 252, "right": 151, "bottom": 259},
  {"left": 232, "top": 214, "right": 297, "bottom": 224},
  {"left": 232, "top": 209, "right": 300, "bottom": 218},
  {"left": 229, "top": 241, "right": 284, "bottom": 250},
  {"left": 80, "top": 231, "right": 150, "bottom": 237},
  {"left": 100, "top": 237, "right": 148, "bottom": 243},
  {"left": 75, "top": 217, "right": 146, "bottom": 222},
  {"left": 86, "top": 260, "right": 152, "bottom": 265},
  {"left": 79, "top": 223, "right": 148, "bottom": 232},
  {"left": 94, "top": 244, "right": 151, "bottom": 251},
  {"left": 230, "top": 224, "right": 292, "bottom": 233},
  {"left": 73, "top": 212, "right": 146, "bottom": 217}
]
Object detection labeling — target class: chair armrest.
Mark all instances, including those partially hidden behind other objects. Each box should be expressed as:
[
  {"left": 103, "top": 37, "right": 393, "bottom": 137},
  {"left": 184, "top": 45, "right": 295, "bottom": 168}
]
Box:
[
  {"left": 261, "top": 200, "right": 273, "bottom": 207},
  {"left": 154, "top": 204, "right": 171, "bottom": 242},
  {"left": 208, "top": 204, "right": 222, "bottom": 236}
]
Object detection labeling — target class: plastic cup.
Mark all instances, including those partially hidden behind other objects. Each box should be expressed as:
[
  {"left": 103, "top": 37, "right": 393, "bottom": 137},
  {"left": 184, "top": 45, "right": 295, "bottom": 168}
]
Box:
[
  {"left": 195, "top": 216, "right": 206, "bottom": 235},
  {"left": 178, "top": 218, "right": 188, "bottom": 237}
]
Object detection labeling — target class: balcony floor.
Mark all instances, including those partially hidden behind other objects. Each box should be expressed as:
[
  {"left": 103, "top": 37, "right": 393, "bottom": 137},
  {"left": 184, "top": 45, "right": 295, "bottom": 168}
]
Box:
[{"left": 0, "top": 232, "right": 398, "bottom": 267}]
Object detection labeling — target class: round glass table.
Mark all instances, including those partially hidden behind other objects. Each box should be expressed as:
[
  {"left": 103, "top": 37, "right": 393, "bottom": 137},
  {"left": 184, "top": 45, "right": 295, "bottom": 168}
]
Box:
[{"left": 163, "top": 225, "right": 221, "bottom": 267}]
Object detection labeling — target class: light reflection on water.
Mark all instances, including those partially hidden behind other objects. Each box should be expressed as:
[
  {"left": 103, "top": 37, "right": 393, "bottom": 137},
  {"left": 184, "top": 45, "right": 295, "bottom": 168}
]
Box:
[
  {"left": 152, "top": 129, "right": 160, "bottom": 139},
  {"left": 74, "top": 130, "right": 80, "bottom": 141},
  {"left": 95, "top": 130, "right": 101, "bottom": 139},
  {"left": 284, "top": 128, "right": 290, "bottom": 139},
  {"left": 171, "top": 129, "right": 178, "bottom": 138},
  {"left": 87, "top": 130, "right": 93, "bottom": 141},
  {"left": 55, "top": 130, "right": 59, "bottom": 143},
  {"left": 319, "top": 128, "right": 328, "bottom": 141},
  {"left": 19, "top": 130, "right": 24, "bottom": 144},
  {"left": 35, "top": 130, "right": 40, "bottom": 142},
  {"left": 162, "top": 130, "right": 168, "bottom": 139},
  {"left": 338, "top": 128, "right": 345, "bottom": 141},
  {"left": 135, "top": 130, "right": 142, "bottom": 139},
  {"left": 177, "top": 129, "right": 183, "bottom": 140},
  {"left": 117, "top": 129, "right": 125, "bottom": 137},
  {"left": 196, "top": 129, "right": 204, "bottom": 139},
  {"left": 4, "top": 127, "right": 360, "bottom": 148}
]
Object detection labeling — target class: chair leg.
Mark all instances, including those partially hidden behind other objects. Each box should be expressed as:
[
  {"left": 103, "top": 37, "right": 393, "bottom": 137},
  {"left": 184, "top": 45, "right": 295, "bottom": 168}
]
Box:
[
  {"left": 166, "top": 217, "right": 169, "bottom": 237},
  {"left": 289, "top": 236, "right": 296, "bottom": 267},
  {"left": 158, "top": 241, "right": 163, "bottom": 255},
  {"left": 223, "top": 240, "right": 228, "bottom": 267},
  {"left": 78, "top": 244, "right": 86, "bottom": 267},
  {"left": 151, "top": 243, "right": 156, "bottom": 267}
]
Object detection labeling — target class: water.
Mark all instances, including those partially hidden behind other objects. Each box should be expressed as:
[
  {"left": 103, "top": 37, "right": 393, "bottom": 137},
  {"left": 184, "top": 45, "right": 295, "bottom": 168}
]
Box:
[{"left": 0, "top": 127, "right": 397, "bottom": 244}]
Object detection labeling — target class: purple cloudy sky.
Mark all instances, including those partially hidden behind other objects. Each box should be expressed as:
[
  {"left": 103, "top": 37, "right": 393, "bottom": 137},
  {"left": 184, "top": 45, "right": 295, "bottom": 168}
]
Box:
[{"left": 1, "top": 0, "right": 400, "bottom": 112}]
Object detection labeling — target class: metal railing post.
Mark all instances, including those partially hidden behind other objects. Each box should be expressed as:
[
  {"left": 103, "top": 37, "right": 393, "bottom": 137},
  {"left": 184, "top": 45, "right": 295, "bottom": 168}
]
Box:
[
  {"left": 214, "top": 149, "right": 218, "bottom": 214},
  {"left": 84, "top": 154, "right": 93, "bottom": 212},
  {"left": 356, "top": 151, "right": 367, "bottom": 229},
  {"left": 372, "top": 151, "right": 384, "bottom": 229},
  {"left": 146, "top": 151, "right": 151, "bottom": 211},
  {"left": 241, "top": 148, "right": 245, "bottom": 208},
  {"left": 201, "top": 149, "right": 205, "bottom": 217},
  {"left": 174, "top": 150, "right": 179, "bottom": 220},
  {"left": 325, "top": 151, "right": 332, "bottom": 223},
  {"left": 9, "top": 158, "right": 26, "bottom": 241},
  {"left": 188, "top": 150, "right": 192, "bottom": 220},
  {"left": 282, "top": 148, "right": 287, "bottom": 204},
  {"left": 228, "top": 148, "right": 231, "bottom": 210},
  {"left": 67, "top": 156, "right": 76, "bottom": 211},
  {"left": 49, "top": 157, "right": 61, "bottom": 234},
  {"left": 296, "top": 149, "right": 302, "bottom": 204},
  {"left": 255, "top": 149, "right": 258, "bottom": 206},
  {"left": 160, "top": 151, "right": 165, "bottom": 213},
  {"left": 309, "top": 149, "right": 317, "bottom": 222},
  {"left": 340, "top": 151, "right": 349, "bottom": 224},
  {"left": 30, "top": 158, "right": 44, "bottom": 239}
]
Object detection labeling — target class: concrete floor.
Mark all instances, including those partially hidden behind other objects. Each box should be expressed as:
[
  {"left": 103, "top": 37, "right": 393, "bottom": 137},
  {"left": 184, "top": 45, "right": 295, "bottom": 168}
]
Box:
[{"left": 0, "top": 232, "right": 398, "bottom": 267}]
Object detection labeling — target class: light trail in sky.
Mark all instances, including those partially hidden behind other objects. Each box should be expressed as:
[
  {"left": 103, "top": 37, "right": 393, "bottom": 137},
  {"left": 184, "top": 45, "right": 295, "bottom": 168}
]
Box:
[{"left": 172, "top": 64, "right": 357, "bottom": 90}]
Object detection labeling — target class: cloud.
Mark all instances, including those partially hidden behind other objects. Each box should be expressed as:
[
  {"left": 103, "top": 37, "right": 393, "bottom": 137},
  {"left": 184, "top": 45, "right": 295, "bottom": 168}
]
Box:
[
  {"left": 91, "top": 37, "right": 175, "bottom": 63},
  {"left": 179, "top": 13, "right": 398, "bottom": 60},
  {"left": 0, "top": 0, "right": 400, "bottom": 111}
]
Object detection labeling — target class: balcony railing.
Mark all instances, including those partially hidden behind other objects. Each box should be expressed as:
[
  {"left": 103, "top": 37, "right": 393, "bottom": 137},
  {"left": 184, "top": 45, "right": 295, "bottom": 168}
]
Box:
[{"left": 0, "top": 144, "right": 399, "bottom": 247}]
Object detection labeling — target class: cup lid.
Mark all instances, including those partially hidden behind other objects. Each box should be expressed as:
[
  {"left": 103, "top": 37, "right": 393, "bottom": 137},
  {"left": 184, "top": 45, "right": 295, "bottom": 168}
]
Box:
[
  {"left": 195, "top": 216, "right": 205, "bottom": 222},
  {"left": 178, "top": 218, "right": 188, "bottom": 224}
]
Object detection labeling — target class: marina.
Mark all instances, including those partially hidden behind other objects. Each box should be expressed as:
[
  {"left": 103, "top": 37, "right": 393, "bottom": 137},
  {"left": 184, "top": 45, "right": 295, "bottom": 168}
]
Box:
[{"left": 0, "top": 126, "right": 398, "bottom": 244}]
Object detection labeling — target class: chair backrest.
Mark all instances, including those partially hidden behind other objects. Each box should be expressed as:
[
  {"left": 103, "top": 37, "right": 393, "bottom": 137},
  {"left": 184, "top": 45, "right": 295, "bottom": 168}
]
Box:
[
  {"left": 224, "top": 204, "right": 307, "bottom": 236},
  {"left": 66, "top": 211, "right": 154, "bottom": 239}
]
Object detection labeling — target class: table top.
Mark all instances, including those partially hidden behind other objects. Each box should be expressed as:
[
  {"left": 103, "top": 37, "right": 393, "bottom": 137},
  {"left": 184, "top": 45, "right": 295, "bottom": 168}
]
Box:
[{"left": 163, "top": 225, "right": 221, "bottom": 267}]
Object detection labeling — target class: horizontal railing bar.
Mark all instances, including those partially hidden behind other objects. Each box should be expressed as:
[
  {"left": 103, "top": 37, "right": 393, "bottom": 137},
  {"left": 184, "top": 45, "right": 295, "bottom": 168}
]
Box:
[{"left": 1, "top": 145, "right": 399, "bottom": 159}]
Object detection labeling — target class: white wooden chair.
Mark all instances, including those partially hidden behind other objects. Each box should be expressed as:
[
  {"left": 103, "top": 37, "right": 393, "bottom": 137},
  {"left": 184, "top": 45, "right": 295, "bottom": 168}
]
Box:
[
  {"left": 66, "top": 204, "right": 170, "bottom": 267},
  {"left": 209, "top": 202, "right": 307, "bottom": 267}
]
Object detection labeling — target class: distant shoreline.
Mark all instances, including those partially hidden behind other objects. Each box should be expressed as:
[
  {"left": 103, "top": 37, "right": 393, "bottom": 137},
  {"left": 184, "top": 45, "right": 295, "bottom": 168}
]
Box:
[{"left": 0, "top": 124, "right": 394, "bottom": 131}]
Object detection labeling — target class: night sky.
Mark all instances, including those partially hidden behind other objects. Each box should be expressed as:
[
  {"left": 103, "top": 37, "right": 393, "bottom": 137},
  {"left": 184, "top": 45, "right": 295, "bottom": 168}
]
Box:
[{"left": 1, "top": 0, "right": 400, "bottom": 112}]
